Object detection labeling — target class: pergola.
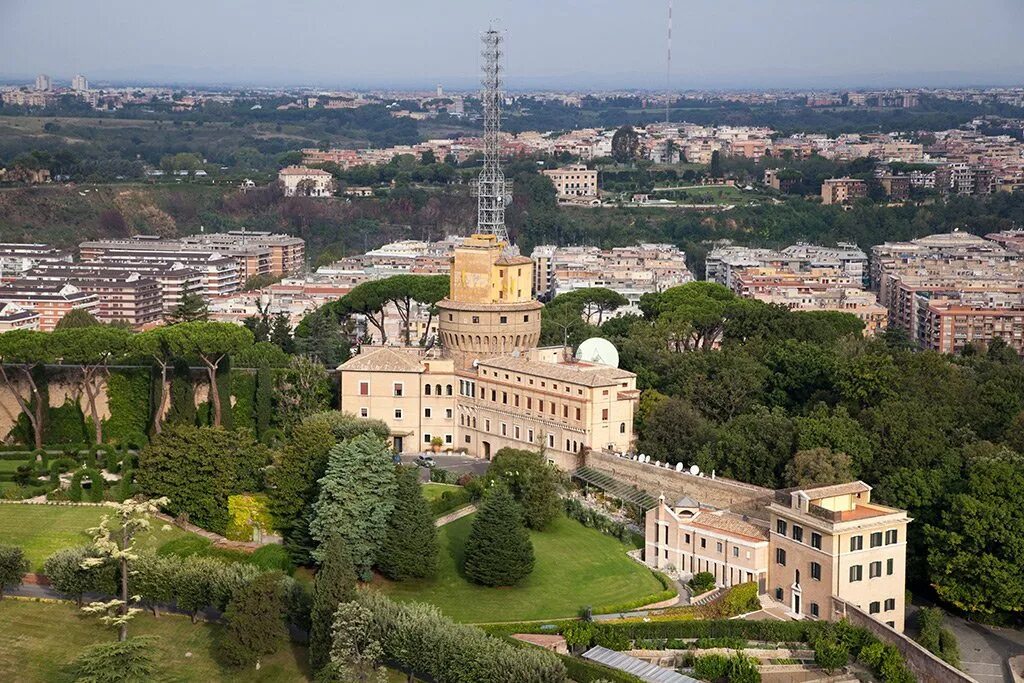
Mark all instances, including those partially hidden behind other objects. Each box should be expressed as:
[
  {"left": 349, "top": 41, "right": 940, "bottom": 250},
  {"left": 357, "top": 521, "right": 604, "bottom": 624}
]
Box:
[{"left": 571, "top": 466, "right": 658, "bottom": 511}]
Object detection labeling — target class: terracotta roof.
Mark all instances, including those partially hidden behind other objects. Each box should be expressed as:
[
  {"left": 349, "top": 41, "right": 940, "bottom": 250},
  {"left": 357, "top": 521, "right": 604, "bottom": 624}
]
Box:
[
  {"left": 479, "top": 355, "right": 634, "bottom": 387},
  {"left": 338, "top": 346, "right": 424, "bottom": 373},
  {"left": 279, "top": 166, "right": 332, "bottom": 177},
  {"left": 495, "top": 255, "right": 532, "bottom": 266},
  {"left": 800, "top": 481, "right": 871, "bottom": 500},
  {"left": 691, "top": 510, "right": 769, "bottom": 543}
]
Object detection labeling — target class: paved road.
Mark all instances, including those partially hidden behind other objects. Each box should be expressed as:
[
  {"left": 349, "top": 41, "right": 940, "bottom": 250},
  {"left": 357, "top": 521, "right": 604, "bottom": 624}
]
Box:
[
  {"left": 909, "top": 602, "right": 1024, "bottom": 683},
  {"left": 398, "top": 453, "right": 490, "bottom": 478}
]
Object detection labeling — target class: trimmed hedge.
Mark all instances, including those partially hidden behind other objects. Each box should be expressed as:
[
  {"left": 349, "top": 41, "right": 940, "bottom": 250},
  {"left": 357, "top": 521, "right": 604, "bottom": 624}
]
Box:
[
  {"left": 429, "top": 487, "right": 473, "bottom": 517},
  {"left": 104, "top": 370, "right": 151, "bottom": 446}
]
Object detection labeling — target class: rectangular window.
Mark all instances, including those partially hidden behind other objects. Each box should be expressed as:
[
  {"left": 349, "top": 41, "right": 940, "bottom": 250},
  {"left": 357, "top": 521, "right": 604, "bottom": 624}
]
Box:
[
  {"left": 393, "top": 383, "right": 403, "bottom": 397},
  {"left": 423, "top": 434, "right": 431, "bottom": 444},
  {"left": 527, "top": 429, "right": 534, "bottom": 443},
  {"left": 485, "top": 419, "right": 490, "bottom": 432},
  {"left": 685, "top": 533, "right": 690, "bottom": 544},
  {"left": 445, "top": 408, "right": 452, "bottom": 419},
  {"left": 811, "top": 532, "right": 822, "bottom": 550},
  {"left": 359, "top": 407, "right": 368, "bottom": 418},
  {"left": 850, "top": 535, "right": 863, "bottom": 551},
  {"left": 445, "top": 434, "right": 452, "bottom": 444},
  {"left": 471, "top": 316, "right": 480, "bottom": 323},
  {"left": 810, "top": 602, "right": 819, "bottom": 618},
  {"left": 777, "top": 519, "right": 788, "bottom": 535},
  {"left": 871, "top": 532, "right": 883, "bottom": 548},
  {"left": 869, "top": 601, "right": 880, "bottom": 614},
  {"left": 886, "top": 558, "right": 894, "bottom": 575},
  {"left": 602, "top": 408, "right": 609, "bottom": 420},
  {"left": 514, "top": 426, "right": 520, "bottom": 440},
  {"left": 716, "top": 542, "right": 723, "bottom": 553},
  {"left": 499, "top": 316, "right": 507, "bottom": 324},
  {"left": 465, "top": 434, "right": 471, "bottom": 444},
  {"left": 884, "top": 598, "right": 896, "bottom": 611},
  {"left": 514, "top": 394, "right": 520, "bottom": 407},
  {"left": 394, "top": 409, "right": 403, "bottom": 420},
  {"left": 732, "top": 547, "right": 739, "bottom": 557},
  {"left": 424, "top": 407, "right": 432, "bottom": 418},
  {"left": 527, "top": 397, "right": 532, "bottom": 409},
  {"left": 870, "top": 561, "right": 882, "bottom": 578},
  {"left": 547, "top": 434, "right": 554, "bottom": 448},
  {"left": 810, "top": 562, "right": 821, "bottom": 581},
  {"left": 491, "top": 390, "right": 496, "bottom": 402},
  {"left": 850, "top": 565, "right": 863, "bottom": 582},
  {"left": 575, "top": 407, "right": 581, "bottom": 420},
  {"left": 500, "top": 423, "right": 507, "bottom": 436},
  {"left": 776, "top": 548, "right": 786, "bottom": 566},
  {"left": 359, "top": 381, "right": 369, "bottom": 396},
  {"left": 700, "top": 538, "right": 707, "bottom": 549},
  {"left": 885, "top": 529, "right": 898, "bottom": 544},
  {"left": 792, "top": 525, "right": 804, "bottom": 543},
  {"left": 563, "top": 405, "right": 568, "bottom": 418},
  {"left": 502, "top": 392, "right": 507, "bottom": 404},
  {"left": 538, "top": 399, "right": 544, "bottom": 412}
]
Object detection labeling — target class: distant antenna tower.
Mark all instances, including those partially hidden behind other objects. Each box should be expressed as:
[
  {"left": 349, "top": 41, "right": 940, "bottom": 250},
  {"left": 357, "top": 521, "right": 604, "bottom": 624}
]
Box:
[
  {"left": 475, "top": 27, "right": 512, "bottom": 245},
  {"left": 666, "top": 0, "right": 672, "bottom": 124}
]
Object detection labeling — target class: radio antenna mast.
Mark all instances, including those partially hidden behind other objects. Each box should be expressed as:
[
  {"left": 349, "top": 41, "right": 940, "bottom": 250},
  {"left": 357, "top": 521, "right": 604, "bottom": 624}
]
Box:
[
  {"left": 666, "top": 0, "right": 673, "bottom": 124},
  {"left": 476, "top": 27, "right": 512, "bottom": 245}
]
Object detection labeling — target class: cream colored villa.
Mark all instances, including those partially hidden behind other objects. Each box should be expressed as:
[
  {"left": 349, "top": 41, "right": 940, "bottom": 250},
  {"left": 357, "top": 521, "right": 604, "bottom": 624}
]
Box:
[
  {"left": 337, "top": 233, "right": 639, "bottom": 467},
  {"left": 645, "top": 481, "right": 910, "bottom": 632}
]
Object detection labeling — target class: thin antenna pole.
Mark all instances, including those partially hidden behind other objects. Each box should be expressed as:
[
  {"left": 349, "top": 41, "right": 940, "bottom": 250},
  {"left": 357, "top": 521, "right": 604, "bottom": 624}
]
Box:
[
  {"left": 476, "top": 27, "right": 511, "bottom": 245},
  {"left": 666, "top": 0, "right": 672, "bottom": 124}
]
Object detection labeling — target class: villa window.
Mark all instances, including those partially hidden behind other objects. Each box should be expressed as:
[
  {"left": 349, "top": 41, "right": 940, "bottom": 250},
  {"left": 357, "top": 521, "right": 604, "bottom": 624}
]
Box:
[
  {"left": 393, "top": 383, "right": 403, "bottom": 397},
  {"left": 886, "top": 558, "right": 894, "bottom": 575},
  {"left": 423, "top": 434, "right": 432, "bottom": 444},
  {"left": 885, "top": 529, "right": 898, "bottom": 544},
  {"left": 870, "top": 561, "right": 882, "bottom": 578},
  {"left": 811, "top": 532, "right": 822, "bottom": 549},
  {"left": 792, "top": 525, "right": 804, "bottom": 543},
  {"left": 810, "top": 603, "right": 820, "bottom": 618},
  {"left": 359, "top": 381, "right": 369, "bottom": 396},
  {"left": 810, "top": 562, "right": 821, "bottom": 581},
  {"left": 424, "top": 408, "right": 432, "bottom": 418},
  {"left": 869, "top": 602, "right": 881, "bottom": 615},
  {"left": 359, "top": 407, "right": 368, "bottom": 418},
  {"left": 776, "top": 548, "right": 786, "bottom": 566},
  {"left": 850, "top": 535, "right": 863, "bottom": 551},
  {"left": 394, "top": 409, "right": 403, "bottom": 420},
  {"left": 776, "top": 520, "right": 788, "bottom": 535},
  {"left": 884, "top": 598, "right": 896, "bottom": 611},
  {"left": 850, "top": 565, "right": 863, "bottom": 582},
  {"left": 871, "top": 532, "right": 883, "bottom": 548}
]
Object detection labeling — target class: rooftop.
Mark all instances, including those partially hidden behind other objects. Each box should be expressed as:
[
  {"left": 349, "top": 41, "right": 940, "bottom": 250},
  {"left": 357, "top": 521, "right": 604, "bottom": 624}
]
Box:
[
  {"left": 338, "top": 346, "right": 425, "bottom": 373},
  {"left": 479, "top": 354, "right": 634, "bottom": 388}
]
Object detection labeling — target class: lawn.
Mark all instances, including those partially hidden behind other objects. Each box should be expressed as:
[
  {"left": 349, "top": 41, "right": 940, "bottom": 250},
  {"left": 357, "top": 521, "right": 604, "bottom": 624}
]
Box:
[
  {"left": 0, "top": 504, "right": 190, "bottom": 571},
  {"left": 422, "top": 482, "right": 462, "bottom": 501},
  {"left": 0, "top": 459, "right": 30, "bottom": 473},
  {"left": 376, "top": 513, "right": 666, "bottom": 623},
  {"left": 0, "top": 599, "right": 309, "bottom": 682}
]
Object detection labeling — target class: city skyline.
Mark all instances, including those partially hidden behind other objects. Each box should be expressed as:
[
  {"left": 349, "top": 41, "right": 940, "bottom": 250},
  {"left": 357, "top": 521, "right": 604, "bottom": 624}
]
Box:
[{"left": 2, "top": 0, "right": 1023, "bottom": 90}]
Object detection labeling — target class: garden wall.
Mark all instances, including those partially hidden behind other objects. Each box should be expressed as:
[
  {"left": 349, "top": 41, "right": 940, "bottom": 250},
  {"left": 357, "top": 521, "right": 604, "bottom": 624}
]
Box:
[
  {"left": 585, "top": 450, "right": 775, "bottom": 519},
  {"left": 833, "top": 598, "right": 977, "bottom": 683}
]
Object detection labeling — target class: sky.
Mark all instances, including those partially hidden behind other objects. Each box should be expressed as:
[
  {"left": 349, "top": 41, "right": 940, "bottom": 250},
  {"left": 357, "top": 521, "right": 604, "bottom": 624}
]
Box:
[{"left": 1, "top": 0, "right": 1022, "bottom": 90}]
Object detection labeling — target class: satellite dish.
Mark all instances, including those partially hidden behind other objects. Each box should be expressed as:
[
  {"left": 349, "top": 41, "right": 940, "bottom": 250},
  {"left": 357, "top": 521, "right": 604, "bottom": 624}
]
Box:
[
  {"left": 471, "top": 359, "right": 480, "bottom": 368},
  {"left": 689, "top": 464, "right": 700, "bottom": 476},
  {"left": 575, "top": 337, "right": 620, "bottom": 368},
  {"left": 675, "top": 462, "right": 684, "bottom": 472}
]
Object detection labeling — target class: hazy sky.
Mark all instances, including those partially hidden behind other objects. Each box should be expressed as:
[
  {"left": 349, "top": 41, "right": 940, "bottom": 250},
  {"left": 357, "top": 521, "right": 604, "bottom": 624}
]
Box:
[{"left": 2, "top": 0, "right": 1022, "bottom": 90}]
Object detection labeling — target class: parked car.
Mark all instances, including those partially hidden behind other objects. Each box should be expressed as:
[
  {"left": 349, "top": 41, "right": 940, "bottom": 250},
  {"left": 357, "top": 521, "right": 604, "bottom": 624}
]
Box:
[{"left": 416, "top": 455, "right": 436, "bottom": 468}]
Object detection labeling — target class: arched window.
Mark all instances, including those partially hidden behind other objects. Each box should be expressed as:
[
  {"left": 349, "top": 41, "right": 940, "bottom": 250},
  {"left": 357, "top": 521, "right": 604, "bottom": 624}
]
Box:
[
  {"left": 620, "top": 422, "right": 626, "bottom": 433},
  {"left": 435, "top": 384, "right": 442, "bottom": 396},
  {"left": 446, "top": 384, "right": 453, "bottom": 396},
  {"left": 425, "top": 384, "right": 432, "bottom": 395}
]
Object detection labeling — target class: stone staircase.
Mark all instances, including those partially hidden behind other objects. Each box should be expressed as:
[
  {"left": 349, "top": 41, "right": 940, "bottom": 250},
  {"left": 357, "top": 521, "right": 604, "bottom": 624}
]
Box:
[{"left": 691, "top": 586, "right": 726, "bottom": 607}]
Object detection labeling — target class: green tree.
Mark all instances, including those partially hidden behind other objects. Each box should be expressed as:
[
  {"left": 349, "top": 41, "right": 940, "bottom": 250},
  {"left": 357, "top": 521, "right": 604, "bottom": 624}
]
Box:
[
  {"left": 322, "top": 601, "right": 386, "bottom": 683},
  {"left": 784, "top": 448, "right": 854, "bottom": 488},
  {"left": 54, "top": 308, "right": 102, "bottom": 329},
  {"left": 309, "top": 433, "right": 398, "bottom": 572},
  {"left": 814, "top": 639, "right": 849, "bottom": 674},
  {"left": 136, "top": 426, "right": 268, "bottom": 534},
  {"left": 709, "top": 150, "right": 723, "bottom": 178},
  {"left": 255, "top": 363, "right": 273, "bottom": 438},
  {"left": 0, "top": 545, "right": 29, "bottom": 599},
  {"left": 310, "top": 534, "right": 358, "bottom": 672},
  {"left": 486, "top": 448, "right": 562, "bottom": 531},
  {"left": 0, "top": 329, "right": 54, "bottom": 448},
  {"left": 222, "top": 572, "right": 289, "bottom": 669},
  {"left": 43, "top": 546, "right": 115, "bottom": 607},
  {"left": 167, "top": 292, "right": 209, "bottom": 324},
  {"left": 377, "top": 466, "right": 438, "bottom": 580},
  {"left": 53, "top": 326, "right": 131, "bottom": 444},
  {"left": 81, "top": 497, "right": 168, "bottom": 641},
  {"left": 133, "top": 552, "right": 180, "bottom": 617},
  {"left": 71, "top": 636, "right": 158, "bottom": 683},
  {"left": 275, "top": 355, "right": 332, "bottom": 427},
  {"left": 464, "top": 487, "right": 535, "bottom": 586},
  {"left": 270, "top": 313, "right": 294, "bottom": 353},
  {"left": 131, "top": 328, "right": 176, "bottom": 435},
  {"left": 549, "top": 288, "right": 628, "bottom": 326},
  {"left": 165, "top": 321, "right": 253, "bottom": 427},
  {"left": 611, "top": 125, "right": 640, "bottom": 164},
  {"left": 294, "top": 307, "right": 351, "bottom": 366},
  {"left": 637, "top": 397, "right": 717, "bottom": 464}
]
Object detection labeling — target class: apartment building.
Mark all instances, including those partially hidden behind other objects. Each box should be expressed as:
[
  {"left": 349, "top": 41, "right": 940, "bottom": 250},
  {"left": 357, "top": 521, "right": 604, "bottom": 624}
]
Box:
[
  {"left": 878, "top": 175, "right": 910, "bottom": 201},
  {"left": 530, "top": 244, "right": 693, "bottom": 310},
  {"left": 80, "top": 241, "right": 242, "bottom": 299},
  {"left": 278, "top": 166, "right": 335, "bottom": 197},
  {"left": 645, "top": 496, "right": 770, "bottom": 590},
  {"left": 541, "top": 164, "right": 599, "bottom": 204},
  {"left": 0, "top": 243, "right": 72, "bottom": 281},
  {"left": 0, "top": 302, "right": 40, "bottom": 331},
  {"left": 18, "top": 267, "right": 162, "bottom": 328},
  {"left": 916, "top": 291, "right": 1024, "bottom": 354},
  {"left": 820, "top": 177, "right": 867, "bottom": 205},
  {"left": 936, "top": 163, "right": 994, "bottom": 196},
  {"left": 180, "top": 231, "right": 306, "bottom": 276},
  {"left": 0, "top": 281, "right": 98, "bottom": 331},
  {"left": 769, "top": 482, "right": 910, "bottom": 632},
  {"left": 706, "top": 243, "right": 868, "bottom": 289},
  {"left": 869, "top": 231, "right": 1014, "bottom": 292},
  {"left": 763, "top": 168, "right": 800, "bottom": 193}
]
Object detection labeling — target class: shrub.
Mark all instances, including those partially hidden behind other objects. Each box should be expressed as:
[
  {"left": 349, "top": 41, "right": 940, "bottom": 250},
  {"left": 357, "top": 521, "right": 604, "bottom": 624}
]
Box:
[
  {"left": 69, "top": 467, "right": 104, "bottom": 503},
  {"left": 561, "top": 620, "right": 597, "bottom": 650},
  {"left": 377, "top": 466, "right": 438, "bottom": 580},
  {"left": 71, "top": 636, "right": 158, "bottom": 683},
  {"left": 725, "top": 652, "right": 761, "bottom": 683},
  {"left": 715, "top": 582, "right": 761, "bottom": 617},
  {"left": 592, "top": 571, "right": 676, "bottom": 614},
  {"left": 464, "top": 486, "right": 534, "bottom": 586},
  {"left": 689, "top": 571, "right": 716, "bottom": 595},
  {"left": 428, "top": 487, "right": 473, "bottom": 516},
  {"left": 693, "top": 653, "right": 729, "bottom": 681},
  {"left": 429, "top": 467, "right": 454, "bottom": 484},
  {"left": 563, "top": 497, "right": 640, "bottom": 546},
  {"left": 222, "top": 572, "right": 288, "bottom": 668},
  {"left": 13, "top": 464, "right": 36, "bottom": 486},
  {"left": 814, "top": 639, "right": 849, "bottom": 673},
  {"left": 0, "top": 545, "right": 29, "bottom": 598}
]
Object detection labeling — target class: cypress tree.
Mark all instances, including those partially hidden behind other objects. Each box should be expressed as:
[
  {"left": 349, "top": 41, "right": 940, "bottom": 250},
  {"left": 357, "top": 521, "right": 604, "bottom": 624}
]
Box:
[
  {"left": 309, "top": 534, "right": 357, "bottom": 673},
  {"left": 222, "top": 572, "right": 288, "bottom": 669},
  {"left": 464, "top": 487, "right": 535, "bottom": 587},
  {"left": 377, "top": 466, "right": 438, "bottom": 581},
  {"left": 166, "top": 359, "right": 196, "bottom": 426},
  {"left": 255, "top": 363, "right": 273, "bottom": 439}
]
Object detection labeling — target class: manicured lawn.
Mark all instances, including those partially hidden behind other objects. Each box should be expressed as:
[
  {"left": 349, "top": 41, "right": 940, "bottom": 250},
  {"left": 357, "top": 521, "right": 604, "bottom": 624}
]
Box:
[
  {"left": 0, "top": 459, "right": 30, "bottom": 473},
  {"left": 376, "top": 513, "right": 666, "bottom": 623},
  {"left": 422, "top": 482, "right": 462, "bottom": 501},
  {"left": 0, "top": 599, "right": 310, "bottom": 682},
  {"left": 0, "top": 504, "right": 189, "bottom": 571}
]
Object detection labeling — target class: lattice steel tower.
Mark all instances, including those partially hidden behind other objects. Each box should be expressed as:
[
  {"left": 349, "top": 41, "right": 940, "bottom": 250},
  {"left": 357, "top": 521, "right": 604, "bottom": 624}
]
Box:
[{"left": 475, "top": 28, "right": 512, "bottom": 244}]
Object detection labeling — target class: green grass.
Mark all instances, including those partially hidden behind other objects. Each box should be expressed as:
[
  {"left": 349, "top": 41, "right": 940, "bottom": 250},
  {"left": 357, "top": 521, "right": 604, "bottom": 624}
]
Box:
[
  {"left": 0, "top": 599, "right": 309, "bottom": 682},
  {"left": 422, "top": 482, "right": 462, "bottom": 501},
  {"left": 0, "top": 504, "right": 190, "bottom": 571},
  {"left": 376, "top": 513, "right": 665, "bottom": 623},
  {"left": 0, "top": 460, "right": 30, "bottom": 473}
]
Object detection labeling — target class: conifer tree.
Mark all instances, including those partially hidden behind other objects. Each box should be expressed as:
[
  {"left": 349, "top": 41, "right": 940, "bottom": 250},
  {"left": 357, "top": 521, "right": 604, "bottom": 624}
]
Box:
[
  {"left": 310, "top": 534, "right": 357, "bottom": 673},
  {"left": 464, "top": 487, "right": 535, "bottom": 586},
  {"left": 222, "top": 572, "right": 288, "bottom": 669},
  {"left": 377, "top": 466, "right": 438, "bottom": 581}
]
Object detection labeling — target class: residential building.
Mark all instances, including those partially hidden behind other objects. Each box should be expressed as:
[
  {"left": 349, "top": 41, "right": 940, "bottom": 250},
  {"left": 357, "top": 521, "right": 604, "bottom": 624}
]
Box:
[
  {"left": 20, "top": 266, "right": 163, "bottom": 328},
  {"left": 878, "top": 175, "right": 910, "bottom": 201},
  {"left": 769, "top": 482, "right": 910, "bottom": 631},
  {"left": 179, "top": 231, "right": 306, "bottom": 276},
  {"left": 71, "top": 74, "right": 89, "bottom": 92},
  {"left": 935, "top": 163, "right": 994, "bottom": 196},
  {"left": 915, "top": 291, "right": 1024, "bottom": 354},
  {"left": 34, "top": 74, "right": 52, "bottom": 91},
  {"left": 0, "top": 243, "right": 72, "bottom": 281},
  {"left": 706, "top": 243, "right": 868, "bottom": 289},
  {"left": 0, "top": 302, "right": 40, "bottom": 331},
  {"left": 763, "top": 168, "right": 799, "bottom": 193},
  {"left": 278, "top": 166, "right": 335, "bottom": 197},
  {"left": 821, "top": 177, "right": 867, "bottom": 205},
  {"left": 541, "top": 164, "right": 599, "bottom": 204},
  {"left": 645, "top": 496, "right": 770, "bottom": 590},
  {"left": 0, "top": 281, "right": 98, "bottom": 331}
]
